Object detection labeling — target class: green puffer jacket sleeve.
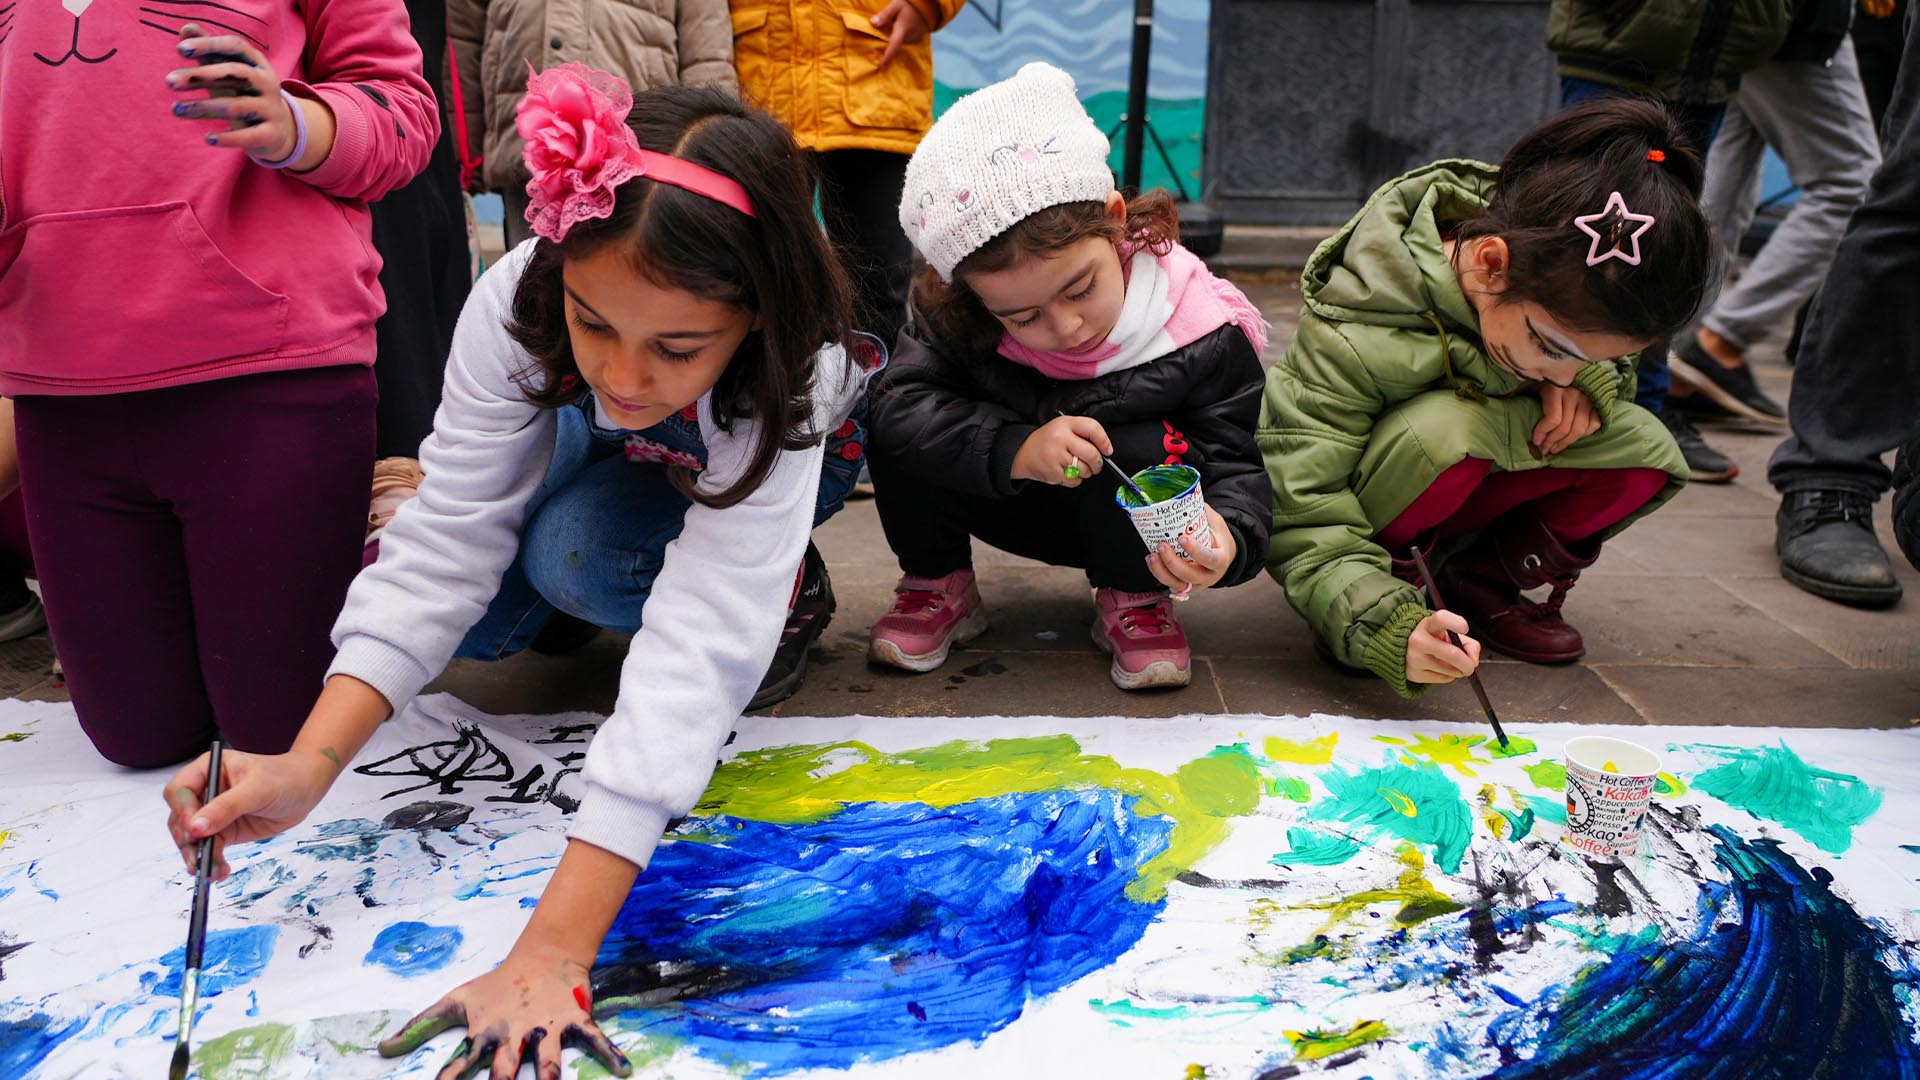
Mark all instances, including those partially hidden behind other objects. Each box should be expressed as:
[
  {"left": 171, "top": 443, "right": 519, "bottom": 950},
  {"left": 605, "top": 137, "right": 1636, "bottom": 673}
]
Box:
[{"left": 1258, "top": 316, "right": 1433, "bottom": 699}]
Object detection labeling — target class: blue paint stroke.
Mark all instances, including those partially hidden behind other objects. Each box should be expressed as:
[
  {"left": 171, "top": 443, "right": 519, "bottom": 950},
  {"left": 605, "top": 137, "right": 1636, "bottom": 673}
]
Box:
[
  {"left": 1489, "top": 826, "right": 1920, "bottom": 1079},
  {"left": 138, "top": 924, "right": 279, "bottom": 999},
  {"left": 365, "top": 922, "right": 464, "bottom": 977},
  {"left": 593, "top": 788, "right": 1173, "bottom": 1074},
  {"left": 0, "top": 1014, "right": 88, "bottom": 1076},
  {"left": 519, "top": 897, "right": 539, "bottom": 909}
]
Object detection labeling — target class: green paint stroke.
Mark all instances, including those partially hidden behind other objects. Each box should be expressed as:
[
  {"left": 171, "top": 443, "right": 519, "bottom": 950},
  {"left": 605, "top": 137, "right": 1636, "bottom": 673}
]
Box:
[
  {"left": 1309, "top": 760, "right": 1473, "bottom": 873},
  {"left": 1489, "top": 735, "right": 1539, "bottom": 759},
  {"left": 0, "top": 732, "right": 30, "bottom": 742},
  {"left": 1265, "top": 733, "right": 1338, "bottom": 765},
  {"left": 694, "top": 736, "right": 1261, "bottom": 902},
  {"left": 1272, "top": 826, "right": 1362, "bottom": 867},
  {"left": 1266, "top": 774, "right": 1313, "bottom": 803},
  {"left": 1088, "top": 997, "right": 1193, "bottom": 1025},
  {"left": 1525, "top": 761, "right": 1568, "bottom": 791},
  {"left": 1690, "top": 742, "right": 1883, "bottom": 854},
  {"left": 1291, "top": 845, "right": 1464, "bottom": 933},
  {"left": 1286, "top": 1019, "right": 1392, "bottom": 1061},
  {"left": 193, "top": 1022, "right": 297, "bottom": 1080}
]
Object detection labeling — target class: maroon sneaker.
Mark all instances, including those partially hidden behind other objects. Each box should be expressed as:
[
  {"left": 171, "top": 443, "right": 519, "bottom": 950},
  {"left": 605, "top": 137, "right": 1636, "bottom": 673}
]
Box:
[
  {"left": 867, "top": 569, "right": 989, "bottom": 673},
  {"left": 1091, "top": 588, "right": 1191, "bottom": 690}
]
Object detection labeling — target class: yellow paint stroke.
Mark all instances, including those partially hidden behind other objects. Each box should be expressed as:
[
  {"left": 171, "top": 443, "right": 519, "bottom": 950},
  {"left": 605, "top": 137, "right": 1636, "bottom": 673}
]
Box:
[
  {"left": 1379, "top": 787, "right": 1418, "bottom": 818},
  {"left": 1286, "top": 845, "right": 1464, "bottom": 941},
  {"left": 1656, "top": 771, "right": 1689, "bottom": 798},
  {"left": 0, "top": 830, "right": 8, "bottom": 852},
  {"left": 1285, "top": 1019, "right": 1392, "bottom": 1061},
  {"left": 1264, "top": 733, "right": 1338, "bottom": 765},
  {"left": 1184, "top": 1065, "right": 1209, "bottom": 1080}
]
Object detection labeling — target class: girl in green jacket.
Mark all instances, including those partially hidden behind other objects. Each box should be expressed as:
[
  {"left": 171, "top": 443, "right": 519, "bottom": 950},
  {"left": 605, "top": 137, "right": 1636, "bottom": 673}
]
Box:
[{"left": 1259, "top": 98, "right": 1711, "bottom": 698}]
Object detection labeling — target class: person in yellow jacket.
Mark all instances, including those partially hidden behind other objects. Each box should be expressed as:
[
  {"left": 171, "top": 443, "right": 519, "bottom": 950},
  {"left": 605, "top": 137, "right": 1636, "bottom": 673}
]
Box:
[{"left": 731, "top": 0, "right": 968, "bottom": 343}]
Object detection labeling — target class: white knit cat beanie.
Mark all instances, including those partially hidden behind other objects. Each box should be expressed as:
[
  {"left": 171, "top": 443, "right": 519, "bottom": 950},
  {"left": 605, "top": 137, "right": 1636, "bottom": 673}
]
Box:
[{"left": 900, "top": 61, "right": 1115, "bottom": 281}]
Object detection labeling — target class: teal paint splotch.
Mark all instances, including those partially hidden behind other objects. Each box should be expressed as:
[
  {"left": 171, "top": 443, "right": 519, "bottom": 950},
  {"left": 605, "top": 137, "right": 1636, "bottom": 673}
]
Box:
[
  {"left": 1307, "top": 759, "right": 1474, "bottom": 873},
  {"left": 1689, "top": 742, "right": 1883, "bottom": 854},
  {"left": 365, "top": 921, "right": 463, "bottom": 977},
  {"left": 1272, "top": 825, "right": 1362, "bottom": 867}
]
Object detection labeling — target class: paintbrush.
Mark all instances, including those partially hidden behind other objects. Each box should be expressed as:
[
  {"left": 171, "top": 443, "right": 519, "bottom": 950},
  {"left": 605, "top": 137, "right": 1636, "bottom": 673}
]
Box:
[
  {"left": 1053, "top": 411, "right": 1149, "bottom": 503},
  {"left": 169, "top": 738, "right": 225, "bottom": 1080},
  {"left": 1407, "top": 549, "right": 1510, "bottom": 749}
]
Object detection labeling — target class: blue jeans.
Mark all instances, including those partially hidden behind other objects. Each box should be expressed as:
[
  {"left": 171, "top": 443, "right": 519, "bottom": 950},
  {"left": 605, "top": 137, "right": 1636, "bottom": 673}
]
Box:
[
  {"left": 1558, "top": 77, "right": 1727, "bottom": 414},
  {"left": 455, "top": 369, "right": 873, "bottom": 661}
]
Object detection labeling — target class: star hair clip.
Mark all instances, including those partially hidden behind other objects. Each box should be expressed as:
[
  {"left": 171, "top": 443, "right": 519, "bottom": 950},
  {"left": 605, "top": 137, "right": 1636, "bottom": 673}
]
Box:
[{"left": 1573, "top": 191, "right": 1655, "bottom": 267}]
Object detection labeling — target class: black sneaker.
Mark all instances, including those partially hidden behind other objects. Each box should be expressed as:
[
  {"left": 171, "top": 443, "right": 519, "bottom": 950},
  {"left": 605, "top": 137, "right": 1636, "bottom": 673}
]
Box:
[
  {"left": 1660, "top": 411, "right": 1739, "bottom": 483},
  {"left": 1776, "top": 490, "right": 1902, "bottom": 607},
  {"left": 1668, "top": 340, "right": 1786, "bottom": 425},
  {"left": 748, "top": 542, "right": 835, "bottom": 710}
]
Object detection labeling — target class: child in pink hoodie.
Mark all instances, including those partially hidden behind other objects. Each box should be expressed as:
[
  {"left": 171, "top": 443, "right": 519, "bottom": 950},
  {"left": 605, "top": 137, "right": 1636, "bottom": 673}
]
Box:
[{"left": 0, "top": 2, "right": 437, "bottom": 766}]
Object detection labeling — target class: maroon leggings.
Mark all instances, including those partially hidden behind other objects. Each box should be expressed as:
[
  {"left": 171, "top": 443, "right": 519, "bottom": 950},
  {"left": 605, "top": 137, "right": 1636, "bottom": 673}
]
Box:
[
  {"left": 1378, "top": 458, "right": 1670, "bottom": 554},
  {"left": 13, "top": 366, "right": 376, "bottom": 767}
]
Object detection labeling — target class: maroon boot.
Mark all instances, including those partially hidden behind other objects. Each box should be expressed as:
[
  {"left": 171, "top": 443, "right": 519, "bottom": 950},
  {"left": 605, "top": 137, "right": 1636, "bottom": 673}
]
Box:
[{"left": 1434, "top": 512, "right": 1600, "bottom": 664}]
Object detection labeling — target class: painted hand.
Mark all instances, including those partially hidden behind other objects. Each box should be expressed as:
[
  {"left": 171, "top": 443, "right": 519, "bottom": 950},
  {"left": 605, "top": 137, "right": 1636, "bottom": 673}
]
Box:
[
  {"left": 1533, "top": 383, "right": 1602, "bottom": 456},
  {"left": 871, "top": 0, "right": 932, "bottom": 68},
  {"left": 1013, "top": 415, "right": 1111, "bottom": 488},
  {"left": 163, "top": 748, "right": 334, "bottom": 881},
  {"left": 378, "top": 944, "right": 632, "bottom": 1080},
  {"left": 1146, "top": 504, "right": 1235, "bottom": 593},
  {"left": 1405, "top": 610, "right": 1481, "bottom": 685},
  {"left": 166, "top": 24, "right": 301, "bottom": 161}
]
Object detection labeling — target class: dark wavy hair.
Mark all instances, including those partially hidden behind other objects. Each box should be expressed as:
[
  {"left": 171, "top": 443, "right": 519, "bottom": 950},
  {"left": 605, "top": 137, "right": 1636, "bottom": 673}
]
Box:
[
  {"left": 507, "top": 85, "right": 854, "bottom": 509},
  {"left": 916, "top": 188, "right": 1181, "bottom": 356},
  {"left": 1453, "top": 96, "right": 1712, "bottom": 341}
]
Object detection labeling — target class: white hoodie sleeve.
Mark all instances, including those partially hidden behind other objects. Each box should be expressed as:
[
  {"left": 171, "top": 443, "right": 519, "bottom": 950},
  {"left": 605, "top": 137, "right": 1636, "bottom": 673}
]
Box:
[
  {"left": 328, "top": 244, "right": 555, "bottom": 706},
  {"left": 568, "top": 347, "right": 860, "bottom": 869}
]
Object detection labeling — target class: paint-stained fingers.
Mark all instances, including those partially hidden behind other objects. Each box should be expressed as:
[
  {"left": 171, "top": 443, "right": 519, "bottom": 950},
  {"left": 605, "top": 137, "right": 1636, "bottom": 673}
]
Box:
[
  {"left": 432, "top": 1036, "right": 485, "bottom": 1080},
  {"left": 534, "top": 1028, "right": 568, "bottom": 1080},
  {"left": 488, "top": 1033, "right": 525, "bottom": 1080},
  {"left": 563, "top": 1022, "right": 633, "bottom": 1078},
  {"left": 167, "top": 61, "right": 269, "bottom": 95},
  {"left": 379, "top": 999, "right": 469, "bottom": 1057},
  {"left": 176, "top": 32, "right": 268, "bottom": 70},
  {"left": 171, "top": 97, "right": 269, "bottom": 124}
]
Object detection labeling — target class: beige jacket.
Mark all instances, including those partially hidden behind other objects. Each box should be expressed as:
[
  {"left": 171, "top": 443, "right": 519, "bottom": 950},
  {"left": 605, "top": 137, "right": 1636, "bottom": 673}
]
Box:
[{"left": 450, "top": 0, "right": 739, "bottom": 191}]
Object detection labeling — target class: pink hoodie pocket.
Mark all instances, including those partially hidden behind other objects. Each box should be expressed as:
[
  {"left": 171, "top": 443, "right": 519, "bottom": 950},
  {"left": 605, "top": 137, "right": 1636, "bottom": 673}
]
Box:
[{"left": 0, "top": 202, "right": 289, "bottom": 388}]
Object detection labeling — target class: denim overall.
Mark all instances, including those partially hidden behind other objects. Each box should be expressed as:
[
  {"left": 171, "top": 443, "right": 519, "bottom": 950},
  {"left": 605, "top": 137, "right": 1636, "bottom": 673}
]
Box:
[{"left": 454, "top": 336, "right": 882, "bottom": 660}]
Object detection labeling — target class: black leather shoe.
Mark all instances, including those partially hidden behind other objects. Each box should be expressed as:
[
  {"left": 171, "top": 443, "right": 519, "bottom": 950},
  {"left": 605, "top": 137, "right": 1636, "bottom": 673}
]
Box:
[
  {"left": 1776, "top": 490, "right": 1902, "bottom": 607},
  {"left": 1668, "top": 340, "right": 1787, "bottom": 424},
  {"left": 1661, "top": 411, "right": 1738, "bottom": 483}
]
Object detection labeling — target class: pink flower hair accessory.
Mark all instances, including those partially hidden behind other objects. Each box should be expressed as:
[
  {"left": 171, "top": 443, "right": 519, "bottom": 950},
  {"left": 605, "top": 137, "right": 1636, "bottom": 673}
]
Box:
[
  {"left": 1573, "top": 190, "right": 1655, "bottom": 268},
  {"left": 515, "top": 62, "right": 755, "bottom": 244}
]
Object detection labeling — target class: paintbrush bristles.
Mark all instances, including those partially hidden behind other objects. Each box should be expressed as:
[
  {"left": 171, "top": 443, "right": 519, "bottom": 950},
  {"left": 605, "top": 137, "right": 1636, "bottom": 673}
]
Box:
[
  {"left": 169, "top": 1042, "right": 190, "bottom": 1080},
  {"left": 171, "top": 739, "right": 224, "bottom": 1077}
]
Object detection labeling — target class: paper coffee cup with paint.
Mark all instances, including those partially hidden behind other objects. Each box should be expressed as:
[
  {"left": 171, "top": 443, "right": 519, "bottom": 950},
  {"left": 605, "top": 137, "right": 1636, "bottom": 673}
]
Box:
[
  {"left": 1115, "top": 464, "right": 1212, "bottom": 561},
  {"left": 1561, "top": 736, "right": 1660, "bottom": 860}
]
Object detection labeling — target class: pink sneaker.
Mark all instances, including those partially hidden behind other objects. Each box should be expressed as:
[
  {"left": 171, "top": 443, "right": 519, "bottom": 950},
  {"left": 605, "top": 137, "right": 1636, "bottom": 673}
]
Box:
[
  {"left": 1091, "top": 588, "right": 1191, "bottom": 690},
  {"left": 868, "top": 569, "right": 990, "bottom": 673}
]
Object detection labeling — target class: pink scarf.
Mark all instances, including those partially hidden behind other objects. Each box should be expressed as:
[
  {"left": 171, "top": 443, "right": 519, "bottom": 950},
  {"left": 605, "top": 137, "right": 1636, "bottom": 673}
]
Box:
[{"left": 996, "top": 242, "right": 1269, "bottom": 380}]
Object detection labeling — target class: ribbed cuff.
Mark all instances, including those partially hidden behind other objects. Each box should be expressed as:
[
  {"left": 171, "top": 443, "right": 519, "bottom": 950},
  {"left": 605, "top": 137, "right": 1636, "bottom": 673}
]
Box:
[
  {"left": 1572, "top": 358, "right": 1623, "bottom": 422},
  {"left": 567, "top": 783, "right": 673, "bottom": 870},
  {"left": 327, "top": 633, "right": 432, "bottom": 711},
  {"left": 1361, "top": 601, "right": 1434, "bottom": 700},
  {"left": 284, "top": 82, "right": 362, "bottom": 188}
]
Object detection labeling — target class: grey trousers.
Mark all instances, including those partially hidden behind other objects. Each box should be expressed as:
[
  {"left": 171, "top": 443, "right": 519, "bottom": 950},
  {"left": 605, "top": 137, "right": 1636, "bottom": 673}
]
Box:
[
  {"left": 1697, "top": 41, "right": 1881, "bottom": 350},
  {"left": 1769, "top": 15, "right": 1920, "bottom": 497}
]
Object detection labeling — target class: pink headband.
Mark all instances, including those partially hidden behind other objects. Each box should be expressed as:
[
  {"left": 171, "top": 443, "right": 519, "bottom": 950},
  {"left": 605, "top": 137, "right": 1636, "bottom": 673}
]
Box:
[{"left": 516, "top": 63, "right": 755, "bottom": 244}]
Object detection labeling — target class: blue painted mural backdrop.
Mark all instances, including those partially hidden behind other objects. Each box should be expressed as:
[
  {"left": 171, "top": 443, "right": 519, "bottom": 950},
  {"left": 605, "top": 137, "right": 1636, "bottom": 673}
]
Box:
[{"left": 933, "top": 0, "right": 1211, "bottom": 198}]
